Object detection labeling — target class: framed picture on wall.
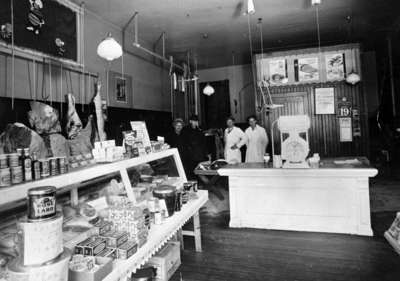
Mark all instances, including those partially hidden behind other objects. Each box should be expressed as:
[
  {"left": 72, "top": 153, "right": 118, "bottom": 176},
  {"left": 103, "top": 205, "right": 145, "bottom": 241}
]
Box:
[
  {"left": 295, "top": 57, "right": 320, "bottom": 82},
  {"left": 325, "top": 53, "right": 345, "bottom": 81},
  {"left": 268, "top": 59, "right": 288, "bottom": 85},
  {"left": 109, "top": 71, "right": 132, "bottom": 104}
]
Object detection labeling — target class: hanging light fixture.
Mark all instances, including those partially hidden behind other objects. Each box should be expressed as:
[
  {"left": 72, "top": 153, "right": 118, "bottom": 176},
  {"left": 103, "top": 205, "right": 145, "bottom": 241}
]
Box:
[
  {"left": 346, "top": 71, "right": 361, "bottom": 85},
  {"left": 247, "top": 0, "right": 255, "bottom": 15},
  {"left": 203, "top": 83, "right": 215, "bottom": 96},
  {"left": 97, "top": 32, "right": 123, "bottom": 61},
  {"left": 311, "top": 0, "right": 321, "bottom": 6}
]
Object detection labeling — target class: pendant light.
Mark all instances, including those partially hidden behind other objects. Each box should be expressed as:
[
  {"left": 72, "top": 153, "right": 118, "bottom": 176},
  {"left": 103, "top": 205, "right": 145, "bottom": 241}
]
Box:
[
  {"left": 203, "top": 83, "right": 215, "bottom": 96},
  {"left": 345, "top": 9, "right": 361, "bottom": 85},
  {"left": 97, "top": 0, "right": 122, "bottom": 61},
  {"left": 247, "top": 0, "right": 255, "bottom": 15},
  {"left": 97, "top": 32, "right": 123, "bottom": 61}
]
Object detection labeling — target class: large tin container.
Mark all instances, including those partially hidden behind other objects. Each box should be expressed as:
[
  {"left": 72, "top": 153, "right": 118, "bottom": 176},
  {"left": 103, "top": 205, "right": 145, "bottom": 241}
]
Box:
[
  {"left": 8, "top": 248, "right": 71, "bottom": 281},
  {"left": 27, "top": 186, "right": 57, "bottom": 221},
  {"left": 16, "top": 212, "right": 64, "bottom": 266}
]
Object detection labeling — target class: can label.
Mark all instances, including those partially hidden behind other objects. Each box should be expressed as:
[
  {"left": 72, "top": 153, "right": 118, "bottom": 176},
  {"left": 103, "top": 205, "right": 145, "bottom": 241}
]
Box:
[
  {"left": 0, "top": 169, "right": 11, "bottom": 187},
  {"left": 31, "top": 196, "right": 56, "bottom": 219}
]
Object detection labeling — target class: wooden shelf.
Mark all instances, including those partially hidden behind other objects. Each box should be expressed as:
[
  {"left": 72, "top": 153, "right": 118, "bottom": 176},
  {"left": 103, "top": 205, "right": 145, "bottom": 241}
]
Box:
[
  {"left": 0, "top": 149, "right": 183, "bottom": 206},
  {"left": 384, "top": 231, "right": 400, "bottom": 256}
]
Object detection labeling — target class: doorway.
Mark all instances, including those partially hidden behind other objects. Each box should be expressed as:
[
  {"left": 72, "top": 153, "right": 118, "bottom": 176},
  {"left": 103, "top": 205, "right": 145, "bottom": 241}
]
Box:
[{"left": 199, "top": 80, "right": 231, "bottom": 130}]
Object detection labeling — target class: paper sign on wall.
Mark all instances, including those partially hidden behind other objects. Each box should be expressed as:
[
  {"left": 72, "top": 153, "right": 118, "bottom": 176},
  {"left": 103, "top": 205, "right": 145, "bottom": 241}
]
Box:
[
  {"left": 339, "top": 117, "right": 353, "bottom": 142},
  {"left": 315, "top": 87, "right": 335, "bottom": 114}
]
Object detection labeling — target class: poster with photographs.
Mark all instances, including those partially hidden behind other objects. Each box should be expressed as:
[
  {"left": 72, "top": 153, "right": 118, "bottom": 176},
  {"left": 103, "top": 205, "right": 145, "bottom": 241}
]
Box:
[
  {"left": 295, "top": 57, "right": 320, "bottom": 82},
  {"left": 268, "top": 59, "right": 288, "bottom": 85},
  {"left": 325, "top": 53, "right": 345, "bottom": 81}
]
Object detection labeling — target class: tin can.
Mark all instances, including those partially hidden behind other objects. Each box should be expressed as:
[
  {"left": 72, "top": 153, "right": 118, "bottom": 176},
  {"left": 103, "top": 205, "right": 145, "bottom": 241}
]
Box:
[
  {"left": 40, "top": 159, "right": 50, "bottom": 178},
  {"left": 58, "top": 157, "right": 68, "bottom": 174},
  {"left": 188, "top": 180, "right": 198, "bottom": 192},
  {"left": 0, "top": 168, "right": 11, "bottom": 187},
  {"left": 175, "top": 190, "right": 182, "bottom": 212},
  {"left": 49, "top": 158, "right": 58, "bottom": 176},
  {"left": 8, "top": 153, "right": 19, "bottom": 167},
  {"left": 0, "top": 154, "right": 8, "bottom": 169},
  {"left": 27, "top": 186, "right": 57, "bottom": 220},
  {"left": 11, "top": 166, "right": 23, "bottom": 184}
]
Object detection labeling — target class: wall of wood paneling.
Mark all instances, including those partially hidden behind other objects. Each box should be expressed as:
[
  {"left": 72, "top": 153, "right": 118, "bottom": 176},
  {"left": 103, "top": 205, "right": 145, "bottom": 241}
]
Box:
[{"left": 265, "top": 82, "right": 369, "bottom": 158}]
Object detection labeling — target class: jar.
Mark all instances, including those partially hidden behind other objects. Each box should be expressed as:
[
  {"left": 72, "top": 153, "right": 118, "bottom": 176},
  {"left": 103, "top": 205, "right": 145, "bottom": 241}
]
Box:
[
  {"left": 11, "top": 166, "right": 23, "bottom": 184},
  {"left": 8, "top": 153, "right": 19, "bottom": 167},
  {"left": 27, "top": 186, "right": 57, "bottom": 220},
  {"left": 0, "top": 154, "right": 8, "bottom": 169},
  {"left": 0, "top": 168, "right": 11, "bottom": 187}
]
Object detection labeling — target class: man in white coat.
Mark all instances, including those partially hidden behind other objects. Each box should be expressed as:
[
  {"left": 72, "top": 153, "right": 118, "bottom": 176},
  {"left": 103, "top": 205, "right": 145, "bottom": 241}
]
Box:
[
  {"left": 245, "top": 115, "right": 268, "bottom": 163},
  {"left": 224, "top": 116, "right": 247, "bottom": 164}
]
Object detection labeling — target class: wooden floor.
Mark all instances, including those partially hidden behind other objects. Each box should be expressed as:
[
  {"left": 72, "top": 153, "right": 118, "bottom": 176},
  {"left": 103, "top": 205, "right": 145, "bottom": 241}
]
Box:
[{"left": 170, "top": 211, "right": 400, "bottom": 281}]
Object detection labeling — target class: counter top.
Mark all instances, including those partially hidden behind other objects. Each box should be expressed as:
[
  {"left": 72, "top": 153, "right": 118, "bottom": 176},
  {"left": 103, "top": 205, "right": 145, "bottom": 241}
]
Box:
[{"left": 218, "top": 157, "right": 378, "bottom": 178}]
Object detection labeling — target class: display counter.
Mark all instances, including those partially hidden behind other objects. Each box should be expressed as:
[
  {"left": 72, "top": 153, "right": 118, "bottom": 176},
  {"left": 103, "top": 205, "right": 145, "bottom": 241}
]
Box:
[{"left": 218, "top": 158, "right": 378, "bottom": 236}]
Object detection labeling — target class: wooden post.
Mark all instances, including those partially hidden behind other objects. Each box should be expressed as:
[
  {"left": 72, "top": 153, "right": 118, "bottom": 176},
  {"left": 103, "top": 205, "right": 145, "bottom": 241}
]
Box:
[{"left": 388, "top": 36, "right": 396, "bottom": 117}]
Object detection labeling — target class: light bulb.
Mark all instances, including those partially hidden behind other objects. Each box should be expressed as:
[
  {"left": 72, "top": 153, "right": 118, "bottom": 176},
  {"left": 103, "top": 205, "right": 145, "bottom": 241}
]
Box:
[
  {"left": 203, "top": 84, "right": 215, "bottom": 96},
  {"left": 247, "top": 0, "right": 255, "bottom": 15}
]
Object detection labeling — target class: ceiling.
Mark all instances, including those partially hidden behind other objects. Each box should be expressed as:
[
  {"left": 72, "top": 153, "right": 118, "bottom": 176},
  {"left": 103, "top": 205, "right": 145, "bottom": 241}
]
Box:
[{"left": 74, "top": 0, "right": 400, "bottom": 69}]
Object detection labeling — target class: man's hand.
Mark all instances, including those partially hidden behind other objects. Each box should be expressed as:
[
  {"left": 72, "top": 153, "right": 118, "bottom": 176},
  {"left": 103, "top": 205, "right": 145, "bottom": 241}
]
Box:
[{"left": 231, "top": 144, "right": 238, "bottom": 150}]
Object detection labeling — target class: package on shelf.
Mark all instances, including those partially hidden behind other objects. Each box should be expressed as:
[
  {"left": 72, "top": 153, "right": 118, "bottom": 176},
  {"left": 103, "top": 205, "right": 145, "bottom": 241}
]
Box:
[
  {"left": 69, "top": 153, "right": 95, "bottom": 169},
  {"left": 145, "top": 241, "right": 181, "bottom": 281},
  {"left": 388, "top": 212, "right": 400, "bottom": 240},
  {"left": 116, "top": 241, "right": 138, "bottom": 259},
  {"left": 92, "top": 140, "right": 125, "bottom": 163},
  {"left": 69, "top": 255, "right": 113, "bottom": 281}
]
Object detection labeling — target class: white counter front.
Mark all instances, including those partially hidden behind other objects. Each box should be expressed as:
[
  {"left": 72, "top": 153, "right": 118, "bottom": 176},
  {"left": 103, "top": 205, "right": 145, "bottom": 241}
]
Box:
[{"left": 218, "top": 159, "right": 378, "bottom": 236}]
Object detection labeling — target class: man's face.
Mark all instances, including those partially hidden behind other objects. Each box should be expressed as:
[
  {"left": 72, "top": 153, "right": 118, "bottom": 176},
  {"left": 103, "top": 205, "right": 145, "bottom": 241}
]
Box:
[
  {"left": 226, "top": 119, "right": 234, "bottom": 128},
  {"left": 174, "top": 122, "right": 183, "bottom": 133},
  {"left": 249, "top": 118, "right": 257, "bottom": 128},
  {"left": 190, "top": 120, "right": 198, "bottom": 128}
]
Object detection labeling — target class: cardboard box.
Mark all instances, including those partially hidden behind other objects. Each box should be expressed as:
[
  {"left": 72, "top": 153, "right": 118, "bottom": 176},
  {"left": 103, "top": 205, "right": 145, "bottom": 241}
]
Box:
[
  {"left": 145, "top": 241, "right": 181, "bottom": 281},
  {"left": 69, "top": 257, "right": 112, "bottom": 281}
]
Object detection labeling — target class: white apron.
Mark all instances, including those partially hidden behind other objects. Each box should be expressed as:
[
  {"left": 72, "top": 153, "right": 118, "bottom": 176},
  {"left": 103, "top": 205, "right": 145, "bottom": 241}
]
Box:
[
  {"left": 224, "top": 126, "right": 247, "bottom": 164},
  {"left": 245, "top": 125, "right": 268, "bottom": 163}
]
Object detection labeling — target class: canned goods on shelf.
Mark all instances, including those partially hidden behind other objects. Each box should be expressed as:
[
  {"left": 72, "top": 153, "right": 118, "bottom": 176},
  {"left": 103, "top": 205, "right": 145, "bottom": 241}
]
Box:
[
  {"left": 0, "top": 168, "right": 11, "bottom": 187},
  {"left": 0, "top": 154, "right": 8, "bottom": 169},
  {"left": 11, "top": 166, "right": 23, "bottom": 184},
  {"left": 27, "top": 186, "right": 57, "bottom": 221},
  {"left": 40, "top": 159, "right": 50, "bottom": 178},
  {"left": 8, "top": 153, "right": 19, "bottom": 167}
]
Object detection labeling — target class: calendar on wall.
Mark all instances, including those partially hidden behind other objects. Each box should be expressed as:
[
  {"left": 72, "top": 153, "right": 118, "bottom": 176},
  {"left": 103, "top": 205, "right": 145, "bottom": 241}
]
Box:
[{"left": 0, "top": 0, "right": 78, "bottom": 61}]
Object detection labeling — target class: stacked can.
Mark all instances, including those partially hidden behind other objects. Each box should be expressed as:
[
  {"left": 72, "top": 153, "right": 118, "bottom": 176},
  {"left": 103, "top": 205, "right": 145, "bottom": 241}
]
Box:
[
  {"left": 0, "top": 154, "right": 11, "bottom": 187},
  {"left": 10, "top": 152, "right": 22, "bottom": 184},
  {"left": 58, "top": 157, "right": 68, "bottom": 174}
]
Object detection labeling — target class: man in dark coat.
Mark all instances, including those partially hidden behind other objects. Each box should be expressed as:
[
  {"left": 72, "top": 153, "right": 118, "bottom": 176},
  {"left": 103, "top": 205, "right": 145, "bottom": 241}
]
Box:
[
  {"left": 165, "top": 118, "right": 189, "bottom": 170},
  {"left": 183, "top": 115, "right": 207, "bottom": 179}
]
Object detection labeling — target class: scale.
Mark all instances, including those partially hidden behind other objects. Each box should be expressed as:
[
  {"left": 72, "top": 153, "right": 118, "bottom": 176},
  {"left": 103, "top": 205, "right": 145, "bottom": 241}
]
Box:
[{"left": 272, "top": 115, "right": 311, "bottom": 168}]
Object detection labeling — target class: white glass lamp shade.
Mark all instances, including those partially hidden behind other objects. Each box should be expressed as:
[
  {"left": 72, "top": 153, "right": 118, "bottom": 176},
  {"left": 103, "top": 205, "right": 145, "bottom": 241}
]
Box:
[
  {"left": 346, "top": 72, "right": 361, "bottom": 85},
  {"left": 247, "top": 0, "right": 255, "bottom": 15},
  {"left": 311, "top": 0, "right": 321, "bottom": 6},
  {"left": 97, "top": 33, "right": 123, "bottom": 61},
  {"left": 203, "top": 84, "right": 215, "bottom": 96}
]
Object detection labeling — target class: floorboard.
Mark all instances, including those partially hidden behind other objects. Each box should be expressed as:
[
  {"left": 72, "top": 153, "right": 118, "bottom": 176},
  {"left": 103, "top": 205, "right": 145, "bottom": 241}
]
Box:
[{"left": 170, "top": 211, "right": 400, "bottom": 281}]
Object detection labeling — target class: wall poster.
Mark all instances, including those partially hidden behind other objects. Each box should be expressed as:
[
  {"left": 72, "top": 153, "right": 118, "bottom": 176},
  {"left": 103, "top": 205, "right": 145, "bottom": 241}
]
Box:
[
  {"left": 108, "top": 71, "right": 132, "bottom": 104},
  {"left": 268, "top": 59, "right": 288, "bottom": 85},
  {"left": 339, "top": 117, "right": 353, "bottom": 142},
  {"left": 315, "top": 87, "right": 335, "bottom": 114},
  {"left": 325, "top": 53, "right": 345, "bottom": 81},
  {"left": 295, "top": 57, "right": 319, "bottom": 82}
]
